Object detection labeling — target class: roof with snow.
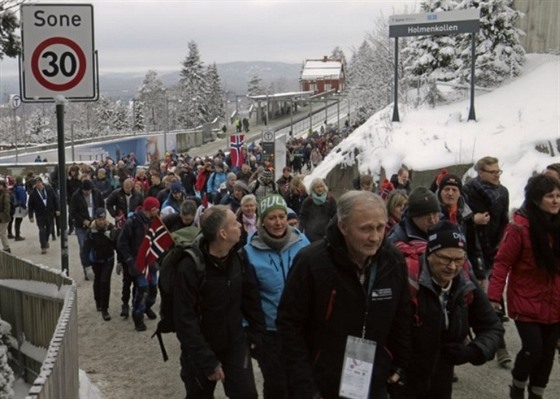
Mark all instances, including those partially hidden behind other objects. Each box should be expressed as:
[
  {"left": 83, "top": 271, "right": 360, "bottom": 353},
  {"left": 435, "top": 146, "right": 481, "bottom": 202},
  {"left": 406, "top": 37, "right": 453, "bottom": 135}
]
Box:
[{"left": 301, "top": 59, "right": 343, "bottom": 80}]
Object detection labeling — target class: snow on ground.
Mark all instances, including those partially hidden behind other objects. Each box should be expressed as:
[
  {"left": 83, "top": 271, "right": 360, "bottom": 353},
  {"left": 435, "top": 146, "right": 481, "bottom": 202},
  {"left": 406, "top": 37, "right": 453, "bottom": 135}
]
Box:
[{"left": 308, "top": 53, "right": 560, "bottom": 209}]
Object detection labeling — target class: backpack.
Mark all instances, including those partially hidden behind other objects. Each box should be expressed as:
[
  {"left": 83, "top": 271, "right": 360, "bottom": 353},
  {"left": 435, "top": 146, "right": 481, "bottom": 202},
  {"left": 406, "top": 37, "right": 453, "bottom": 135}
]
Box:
[
  {"left": 151, "top": 226, "right": 203, "bottom": 361},
  {"left": 406, "top": 254, "right": 474, "bottom": 327}
]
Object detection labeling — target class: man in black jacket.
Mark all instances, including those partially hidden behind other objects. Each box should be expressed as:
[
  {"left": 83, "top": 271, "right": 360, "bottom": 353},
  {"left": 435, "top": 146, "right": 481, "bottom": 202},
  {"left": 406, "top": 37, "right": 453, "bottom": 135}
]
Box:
[
  {"left": 462, "top": 156, "right": 511, "bottom": 366},
  {"left": 69, "top": 179, "right": 105, "bottom": 279},
  {"left": 174, "top": 205, "right": 265, "bottom": 399},
  {"left": 391, "top": 221, "right": 503, "bottom": 399},
  {"left": 277, "top": 191, "right": 411, "bottom": 399},
  {"left": 27, "top": 177, "right": 60, "bottom": 255}
]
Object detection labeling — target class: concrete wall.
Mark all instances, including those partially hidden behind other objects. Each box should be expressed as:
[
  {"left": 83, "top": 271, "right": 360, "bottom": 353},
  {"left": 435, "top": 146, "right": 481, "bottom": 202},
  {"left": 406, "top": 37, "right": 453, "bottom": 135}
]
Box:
[{"left": 514, "top": 0, "right": 559, "bottom": 54}]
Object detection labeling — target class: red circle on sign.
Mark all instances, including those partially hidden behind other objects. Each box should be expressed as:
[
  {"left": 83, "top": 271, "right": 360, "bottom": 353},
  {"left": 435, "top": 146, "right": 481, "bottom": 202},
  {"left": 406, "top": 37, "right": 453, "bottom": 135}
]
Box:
[{"left": 31, "top": 36, "right": 87, "bottom": 92}]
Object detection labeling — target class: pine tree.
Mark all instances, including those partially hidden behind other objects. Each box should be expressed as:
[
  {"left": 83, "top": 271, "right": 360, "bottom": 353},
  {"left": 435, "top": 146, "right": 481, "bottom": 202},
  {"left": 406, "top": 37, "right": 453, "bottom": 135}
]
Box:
[
  {"left": 0, "top": 0, "right": 21, "bottom": 60},
  {"left": 247, "top": 73, "right": 264, "bottom": 96},
  {"left": 133, "top": 100, "right": 145, "bottom": 132},
  {"left": 0, "top": 317, "right": 15, "bottom": 399},
  {"left": 94, "top": 96, "right": 115, "bottom": 134},
  {"left": 455, "top": 0, "right": 525, "bottom": 87},
  {"left": 179, "top": 41, "right": 209, "bottom": 128},
  {"left": 26, "top": 109, "right": 55, "bottom": 144},
  {"left": 206, "top": 63, "right": 225, "bottom": 121},
  {"left": 112, "top": 100, "right": 129, "bottom": 131},
  {"left": 137, "top": 70, "right": 167, "bottom": 131}
]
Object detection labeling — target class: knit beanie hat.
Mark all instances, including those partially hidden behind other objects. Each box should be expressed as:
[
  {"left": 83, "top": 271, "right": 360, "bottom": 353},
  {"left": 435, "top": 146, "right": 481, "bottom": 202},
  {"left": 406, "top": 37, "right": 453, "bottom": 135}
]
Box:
[
  {"left": 259, "top": 194, "right": 287, "bottom": 220},
  {"left": 143, "top": 196, "right": 160, "bottom": 212},
  {"left": 427, "top": 221, "right": 467, "bottom": 255},
  {"left": 439, "top": 174, "right": 462, "bottom": 192},
  {"left": 407, "top": 187, "right": 440, "bottom": 217},
  {"left": 170, "top": 181, "right": 183, "bottom": 193}
]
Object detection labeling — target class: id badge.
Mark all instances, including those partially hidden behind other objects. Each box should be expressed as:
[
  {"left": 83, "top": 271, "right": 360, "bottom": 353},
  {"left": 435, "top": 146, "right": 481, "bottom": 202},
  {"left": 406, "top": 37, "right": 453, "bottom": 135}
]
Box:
[{"left": 339, "top": 335, "right": 377, "bottom": 399}]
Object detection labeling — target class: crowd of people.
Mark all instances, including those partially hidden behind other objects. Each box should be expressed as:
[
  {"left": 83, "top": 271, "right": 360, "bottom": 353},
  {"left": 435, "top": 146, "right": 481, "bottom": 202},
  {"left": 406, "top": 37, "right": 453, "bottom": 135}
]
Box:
[{"left": 0, "top": 151, "right": 559, "bottom": 399}]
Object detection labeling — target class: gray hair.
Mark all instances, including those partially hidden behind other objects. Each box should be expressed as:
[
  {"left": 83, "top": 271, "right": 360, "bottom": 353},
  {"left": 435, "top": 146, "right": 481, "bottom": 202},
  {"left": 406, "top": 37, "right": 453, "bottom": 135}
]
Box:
[
  {"left": 240, "top": 194, "right": 257, "bottom": 206},
  {"left": 337, "top": 190, "right": 387, "bottom": 224},
  {"left": 309, "top": 177, "right": 328, "bottom": 194},
  {"left": 200, "top": 205, "right": 230, "bottom": 243}
]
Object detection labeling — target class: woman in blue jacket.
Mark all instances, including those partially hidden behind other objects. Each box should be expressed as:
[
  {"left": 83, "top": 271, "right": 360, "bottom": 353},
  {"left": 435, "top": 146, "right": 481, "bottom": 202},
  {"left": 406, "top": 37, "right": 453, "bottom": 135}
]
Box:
[{"left": 244, "top": 194, "right": 310, "bottom": 399}]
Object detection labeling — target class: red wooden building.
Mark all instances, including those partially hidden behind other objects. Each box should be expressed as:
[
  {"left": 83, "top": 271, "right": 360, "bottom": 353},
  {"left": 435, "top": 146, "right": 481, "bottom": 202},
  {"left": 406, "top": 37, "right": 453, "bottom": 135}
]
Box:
[{"left": 300, "top": 56, "right": 345, "bottom": 94}]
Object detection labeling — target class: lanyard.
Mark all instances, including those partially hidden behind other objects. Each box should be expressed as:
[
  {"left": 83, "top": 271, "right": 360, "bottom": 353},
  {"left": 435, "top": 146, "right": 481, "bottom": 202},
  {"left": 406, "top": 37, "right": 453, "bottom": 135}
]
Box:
[{"left": 361, "top": 260, "right": 377, "bottom": 338}]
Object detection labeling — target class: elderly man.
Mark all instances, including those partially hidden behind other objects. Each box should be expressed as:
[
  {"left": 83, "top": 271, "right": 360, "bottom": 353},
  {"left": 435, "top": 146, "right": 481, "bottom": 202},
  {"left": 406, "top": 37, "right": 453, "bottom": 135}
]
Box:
[
  {"left": 391, "top": 221, "right": 503, "bottom": 399},
  {"left": 173, "top": 205, "right": 265, "bottom": 398},
  {"left": 277, "top": 190, "right": 411, "bottom": 399}
]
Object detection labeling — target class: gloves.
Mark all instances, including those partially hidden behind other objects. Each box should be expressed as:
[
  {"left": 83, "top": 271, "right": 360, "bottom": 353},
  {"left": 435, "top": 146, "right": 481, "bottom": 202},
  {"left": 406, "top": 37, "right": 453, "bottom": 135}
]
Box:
[
  {"left": 443, "top": 343, "right": 484, "bottom": 366},
  {"left": 116, "top": 262, "right": 123, "bottom": 275}
]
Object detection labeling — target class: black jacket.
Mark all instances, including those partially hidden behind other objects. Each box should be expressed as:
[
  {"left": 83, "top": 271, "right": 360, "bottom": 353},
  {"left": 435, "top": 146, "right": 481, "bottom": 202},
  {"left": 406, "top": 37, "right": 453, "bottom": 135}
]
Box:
[
  {"left": 117, "top": 210, "right": 150, "bottom": 275},
  {"left": 106, "top": 187, "right": 143, "bottom": 218},
  {"left": 299, "top": 195, "right": 337, "bottom": 242},
  {"left": 69, "top": 188, "right": 105, "bottom": 228},
  {"left": 462, "top": 177, "right": 509, "bottom": 268},
  {"left": 173, "top": 236, "right": 266, "bottom": 376},
  {"left": 277, "top": 220, "right": 411, "bottom": 399},
  {"left": 398, "top": 255, "right": 503, "bottom": 396},
  {"left": 28, "top": 185, "right": 59, "bottom": 220}
]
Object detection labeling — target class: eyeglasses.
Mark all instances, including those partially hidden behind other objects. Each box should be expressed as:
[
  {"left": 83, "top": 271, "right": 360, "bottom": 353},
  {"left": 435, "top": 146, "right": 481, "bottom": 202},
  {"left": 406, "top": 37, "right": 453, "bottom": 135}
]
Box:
[
  {"left": 482, "top": 169, "right": 503, "bottom": 176},
  {"left": 432, "top": 252, "right": 466, "bottom": 266}
]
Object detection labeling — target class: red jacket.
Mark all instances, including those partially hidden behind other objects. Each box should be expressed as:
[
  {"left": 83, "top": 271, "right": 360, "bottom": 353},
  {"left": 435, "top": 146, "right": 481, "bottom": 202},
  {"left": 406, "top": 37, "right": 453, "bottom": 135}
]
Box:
[{"left": 487, "top": 212, "right": 560, "bottom": 324}]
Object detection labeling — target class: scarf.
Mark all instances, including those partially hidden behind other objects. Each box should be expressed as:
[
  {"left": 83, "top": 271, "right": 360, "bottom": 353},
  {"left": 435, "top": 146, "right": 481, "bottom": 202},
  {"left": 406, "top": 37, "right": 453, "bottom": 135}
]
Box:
[
  {"left": 520, "top": 205, "right": 560, "bottom": 276},
  {"left": 312, "top": 192, "right": 327, "bottom": 206},
  {"left": 242, "top": 213, "right": 257, "bottom": 235},
  {"left": 257, "top": 225, "right": 293, "bottom": 251}
]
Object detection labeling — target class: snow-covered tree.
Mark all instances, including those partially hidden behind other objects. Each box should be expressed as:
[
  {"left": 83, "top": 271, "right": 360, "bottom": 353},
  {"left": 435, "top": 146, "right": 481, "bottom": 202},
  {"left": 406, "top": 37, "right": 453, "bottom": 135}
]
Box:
[
  {"left": 112, "top": 100, "right": 129, "bottom": 131},
  {"left": 206, "top": 62, "right": 225, "bottom": 121},
  {"left": 455, "top": 0, "right": 525, "bottom": 87},
  {"left": 247, "top": 73, "right": 265, "bottom": 96},
  {"left": 403, "top": 0, "right": 525, "bottom": 91},
  {"left": 0, "top": 316, "right": 15, "bottom": 399},
  {"left": 347, "top": 12, "right": 403, "bottom": 121},
  {"left": 26, "top": 109, "right": 55, "bottom": 144},
  {"left": 93, "top": 96, "right": 114, "bottom": 134},
  {"left": 179, "top": 41, "right": 209, "bottom": 128},
  {"left": 0, "top": 0, "right": 21, "bottom": 60},
  {"left": 136, "top": 70, "right": 166, "bottom": 131},
  {"left": 132, "top": 100, "right": 145, "bottom": 132}
]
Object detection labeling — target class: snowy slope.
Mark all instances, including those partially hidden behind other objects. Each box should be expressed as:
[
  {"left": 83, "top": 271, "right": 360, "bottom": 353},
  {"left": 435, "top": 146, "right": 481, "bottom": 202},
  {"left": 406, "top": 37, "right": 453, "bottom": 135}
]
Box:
[{"left": 307, "top": 53, "right": 560, "bottom": 209}]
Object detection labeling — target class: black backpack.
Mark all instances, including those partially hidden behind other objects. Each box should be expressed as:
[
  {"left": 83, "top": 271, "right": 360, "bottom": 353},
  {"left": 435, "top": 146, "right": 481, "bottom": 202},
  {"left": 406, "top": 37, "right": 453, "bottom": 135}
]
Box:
[{"left": 152, "top": 227, "right": 204, "bottom": 361}]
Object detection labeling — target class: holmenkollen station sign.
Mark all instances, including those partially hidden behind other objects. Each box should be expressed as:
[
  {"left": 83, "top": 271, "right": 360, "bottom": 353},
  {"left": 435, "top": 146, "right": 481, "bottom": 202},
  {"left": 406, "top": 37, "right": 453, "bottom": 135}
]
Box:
[
  {"left": 388, "top": 9, "right": 480, "bottom": 122},
  {"left": 389, "top": 9, "right": 480, "bottom": 38}
]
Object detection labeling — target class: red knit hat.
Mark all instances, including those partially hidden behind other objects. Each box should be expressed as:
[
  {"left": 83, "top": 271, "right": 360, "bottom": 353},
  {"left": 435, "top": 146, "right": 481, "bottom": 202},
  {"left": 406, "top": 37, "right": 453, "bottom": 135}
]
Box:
[{"left": 143, "top": 197, "right": 160, "bottom": 212}]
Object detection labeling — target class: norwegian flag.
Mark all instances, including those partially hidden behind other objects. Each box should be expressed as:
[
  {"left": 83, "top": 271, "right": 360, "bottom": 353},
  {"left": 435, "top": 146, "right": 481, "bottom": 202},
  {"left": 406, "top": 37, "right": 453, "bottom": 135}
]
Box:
[
  {"left": 230, "top": 133, "right": 245, "bottom": 168},
  {"left": 135, "top": 215, "right": 174, "bottom": 277}
]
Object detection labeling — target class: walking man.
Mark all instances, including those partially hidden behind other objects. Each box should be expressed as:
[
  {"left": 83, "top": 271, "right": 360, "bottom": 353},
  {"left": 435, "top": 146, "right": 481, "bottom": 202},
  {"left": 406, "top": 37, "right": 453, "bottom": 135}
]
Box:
[{"left": 27, "top": 177, "right": 60, "bottom": 255}]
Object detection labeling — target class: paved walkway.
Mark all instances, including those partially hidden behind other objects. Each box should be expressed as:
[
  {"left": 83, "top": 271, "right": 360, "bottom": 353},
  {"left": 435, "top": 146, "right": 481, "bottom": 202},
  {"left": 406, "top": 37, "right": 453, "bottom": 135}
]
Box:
[{"left": 8, "top": 217, "right": 560, "bottom": 398}]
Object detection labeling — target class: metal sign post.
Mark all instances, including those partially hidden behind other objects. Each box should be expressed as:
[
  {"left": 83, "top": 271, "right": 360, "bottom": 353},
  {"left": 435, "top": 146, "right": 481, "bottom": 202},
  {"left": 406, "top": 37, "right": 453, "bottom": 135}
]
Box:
[{"left": 389, "top": 9, "right": 480, "bottom": 122}]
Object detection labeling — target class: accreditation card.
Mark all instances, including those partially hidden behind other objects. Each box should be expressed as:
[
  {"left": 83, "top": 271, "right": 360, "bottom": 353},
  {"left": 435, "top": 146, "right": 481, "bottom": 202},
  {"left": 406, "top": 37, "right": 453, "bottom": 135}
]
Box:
[{"left": 338, "top": 335, "right": 377, "bottom": 399}]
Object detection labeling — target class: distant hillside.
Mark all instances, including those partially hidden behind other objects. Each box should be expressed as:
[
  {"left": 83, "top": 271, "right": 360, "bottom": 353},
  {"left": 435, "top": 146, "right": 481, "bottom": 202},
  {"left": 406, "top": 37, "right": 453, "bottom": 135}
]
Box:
[{"left": 1, "top": 61, "right": 302, "bottom": 102}]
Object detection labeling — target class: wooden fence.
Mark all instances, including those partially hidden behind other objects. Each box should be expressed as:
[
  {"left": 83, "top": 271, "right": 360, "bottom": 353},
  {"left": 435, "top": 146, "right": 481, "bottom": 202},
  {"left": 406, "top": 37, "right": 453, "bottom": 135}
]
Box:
[{"left": 0, "top": 252, "right": 79, "bottom": 398}]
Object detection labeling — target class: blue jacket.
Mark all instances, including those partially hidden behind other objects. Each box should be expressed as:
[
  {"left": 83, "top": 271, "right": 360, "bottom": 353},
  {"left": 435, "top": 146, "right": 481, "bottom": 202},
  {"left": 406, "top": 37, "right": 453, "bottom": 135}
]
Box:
[
  {"left": 244, "top": 227, "right": 310, "bottom": 331},
  {"left": 14, "top": 183, "right": 27, "bottom": 209},
  {"left": 207, "top": 171, "right": 226, "bottom": 195}
]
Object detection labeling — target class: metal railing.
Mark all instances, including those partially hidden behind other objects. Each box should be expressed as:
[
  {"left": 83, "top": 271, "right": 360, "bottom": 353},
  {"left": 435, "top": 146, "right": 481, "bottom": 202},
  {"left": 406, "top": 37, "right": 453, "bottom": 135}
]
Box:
[{"left": 0, "top": 252, "right": 78, "bottom": 398}]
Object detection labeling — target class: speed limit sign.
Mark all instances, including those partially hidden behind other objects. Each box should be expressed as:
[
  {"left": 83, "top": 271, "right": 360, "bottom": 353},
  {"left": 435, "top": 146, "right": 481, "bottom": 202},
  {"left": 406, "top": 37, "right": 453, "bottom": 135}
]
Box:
[{"left": 20, "top": 4, "right": 97, "bottom": 101}]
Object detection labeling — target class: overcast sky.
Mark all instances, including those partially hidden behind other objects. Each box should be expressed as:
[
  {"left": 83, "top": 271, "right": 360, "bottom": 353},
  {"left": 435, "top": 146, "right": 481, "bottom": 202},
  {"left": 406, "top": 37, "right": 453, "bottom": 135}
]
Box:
[{"left": 0, "top": 0, "right": 418, "bottom": 77}]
